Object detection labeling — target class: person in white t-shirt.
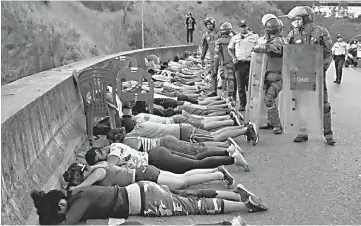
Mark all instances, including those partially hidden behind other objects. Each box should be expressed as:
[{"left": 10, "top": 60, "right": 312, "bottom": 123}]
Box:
[{"left": 332, "top": 34, "right": 348, "bottom": 84}]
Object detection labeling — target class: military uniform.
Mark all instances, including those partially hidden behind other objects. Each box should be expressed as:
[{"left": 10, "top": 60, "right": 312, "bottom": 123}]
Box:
[
  {"left": 214, "top": 34, "right": 236, "bottom": 98},
  {"left": 201, "top": 30, "right": 221, "bottom": 91},
  {"left": 286, "top": 22, "right": 334, "bottom": 140},
  {"left": 257, "top": 35, "right": 284, "bottom": 130}
]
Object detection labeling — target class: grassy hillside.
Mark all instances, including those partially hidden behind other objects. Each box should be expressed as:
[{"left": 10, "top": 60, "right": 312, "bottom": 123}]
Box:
[{"left": 1, "top": 1, "right": 360, "bottom": 85}]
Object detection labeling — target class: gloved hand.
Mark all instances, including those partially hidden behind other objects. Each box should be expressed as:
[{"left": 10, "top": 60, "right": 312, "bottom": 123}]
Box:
[{"left": 252, "top": 44, "right": 266, "bottom": 53}]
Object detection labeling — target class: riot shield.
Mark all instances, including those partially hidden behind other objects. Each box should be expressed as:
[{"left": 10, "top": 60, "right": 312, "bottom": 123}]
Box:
[
  {"left": 245, "top": 52, "right": 267, "bottom": 127},
  {"left": 280, "top": 44, "right": 324, "bottom": 136}
]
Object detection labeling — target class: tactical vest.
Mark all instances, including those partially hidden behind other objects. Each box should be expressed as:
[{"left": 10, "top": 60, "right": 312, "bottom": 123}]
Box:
[
  {"left": 217, "top": 36, "right": 233, "bottom": 64},
  {"left": 204, "top": 31, "right": 219, "bottom": 54}
]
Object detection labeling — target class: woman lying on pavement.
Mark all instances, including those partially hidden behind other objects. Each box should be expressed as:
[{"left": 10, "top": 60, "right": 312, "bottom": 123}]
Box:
[
  {"left": 84, "top": 136, "right": 250, "bottom": 174},
  {"left": 121, "top": 114, "right": 259, "bottom": 145},
  {"left": 133, "top": 107, "right": 243, "bottom": 131},
  {"left": 31, "top": 181, "right": 267, "bottom": 225},
  {"left": 63, "top": 161, "right": 235, "bottom": 191},
  {"left": 107, "top": 128, "right": 244, "bottom": 158}
]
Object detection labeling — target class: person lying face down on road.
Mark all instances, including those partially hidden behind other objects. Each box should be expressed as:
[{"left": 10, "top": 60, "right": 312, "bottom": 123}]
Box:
[
  {"left": 63, "top": 160, "right": 235, "bottom": 191},
  {"left": 129, "top": 98, "right": 244, "bottom": 131},
  {"left": 120, "top": 111, "right": 259, "bottom": 145},
  {"left": 31, "top": 180, "right": 267, "bottom": 225},
  {"left": 107, "top": 127, "right": 244, "bottom": 161},
  {"left": 84, "top": 130, "right": 250, "bottom": 174}
]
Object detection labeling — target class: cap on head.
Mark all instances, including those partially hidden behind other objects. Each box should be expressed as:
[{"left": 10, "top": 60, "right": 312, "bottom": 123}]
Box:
[{"left": 239, "top": 19, "right": 247, "bottom": 27}]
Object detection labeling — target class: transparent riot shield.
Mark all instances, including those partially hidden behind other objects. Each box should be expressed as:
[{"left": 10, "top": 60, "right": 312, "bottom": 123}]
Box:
[
  {"left": 245, "top": 52, "right": 267, "bottom": 127},
  {"left": 280, "top": 44, "right": 324, "bottom": 136}
]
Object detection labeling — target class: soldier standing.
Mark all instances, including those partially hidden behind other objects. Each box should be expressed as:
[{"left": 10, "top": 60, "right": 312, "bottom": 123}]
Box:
[
  {"left": 201, "top": 17, "right": 220, "bottom": 97},
  {"left": 214, "top": 22, "right": 236, "bottom": 100},
  {"left": 253, "top": 14, "right": 284, "bottom": 135},
  {"left": 286, "top": 6, "right": 335, "bottom": 145}
]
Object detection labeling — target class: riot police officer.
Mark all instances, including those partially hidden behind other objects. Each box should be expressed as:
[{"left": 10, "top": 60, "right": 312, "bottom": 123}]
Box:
[
  {"left": 214, "top": 22, "right": 236, "bottom": 100},
  {"left": 253, "top": 14, "right": 284, "bottom": 135},
  {"left": 286, "top": 6, "right": 335, "bottom": 145}
]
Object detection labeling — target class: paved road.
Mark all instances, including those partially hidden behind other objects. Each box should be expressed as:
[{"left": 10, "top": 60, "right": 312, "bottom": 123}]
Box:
[{"left": 88, "top": 64, "right": 361, "bottom": 225}]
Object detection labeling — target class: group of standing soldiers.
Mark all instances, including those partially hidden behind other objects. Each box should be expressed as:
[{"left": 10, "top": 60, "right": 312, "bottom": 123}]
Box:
[{"left": 199, "top": 5, "right": 336, "bottom": 146}]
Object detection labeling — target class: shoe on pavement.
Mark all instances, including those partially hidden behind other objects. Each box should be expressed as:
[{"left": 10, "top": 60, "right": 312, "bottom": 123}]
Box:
[
  {"left": 326, "top": 137, "right": 336, "bottom": 146},
  {"left": 218, "top": 165, "right": 235, "bottom": 189},
  {"left": 230, "top": 111, "right": 242, "bottom": 126},
  {"left": 227, "top": 137, "right": 244, "bottom": 155},
  {"left": 273, "top": 126, "right": 283, "bottom": 135},
  {"left": 233, "top": 183, "right": 254, "bottom": 202},
  {"left": 245, "top": 121, "right": 259, "bottom": 146},
  {"left": 232, "top": 151, "right": 250, "bottom": 172},
  {"left": 293, "top": 134, "right": 308, "bottom": 143},
  {"left": 245, "top": 194, "right": 268, "bottom": 213},
  {"left": 230, "top": 216, "right": 247, "bottom": 226},
  {"left": 259, "top": 123, "right": 273, "bottom": 130}
]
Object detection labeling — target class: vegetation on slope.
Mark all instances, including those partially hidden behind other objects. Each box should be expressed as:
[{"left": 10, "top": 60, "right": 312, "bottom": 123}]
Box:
[{"left": 1, "top": 1, "right": 360, "bottom": 85}]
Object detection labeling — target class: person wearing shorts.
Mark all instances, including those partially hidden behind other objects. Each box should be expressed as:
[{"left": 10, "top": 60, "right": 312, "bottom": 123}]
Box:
[
  {"left": 122, "top": 116, "right": 259, "bottom": 145},
  {"left": 84, "top": 140, "right": 250, "bottom": 174},
  {"left": 63, "top": 162, "right": 235, "bottom": 191},
  {"left": 31, "top": 181, "right": 267, "bottom": 225}
]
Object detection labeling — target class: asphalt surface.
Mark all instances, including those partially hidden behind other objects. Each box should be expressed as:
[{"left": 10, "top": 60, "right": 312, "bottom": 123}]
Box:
[{"left": 87, "top": 64, "right": 361, "bottom": 225}]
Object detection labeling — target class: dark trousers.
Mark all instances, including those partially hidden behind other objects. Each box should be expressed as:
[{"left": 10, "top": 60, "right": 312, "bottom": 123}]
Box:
[
  {"left": 334, "top": 55, "right": 345, "bottom": 82},
  {"left": 234, "top": 60, "right": 250, "bottom": 108},
  {"left": 187, "top": 29, "right": 194, "bottom": 43}
]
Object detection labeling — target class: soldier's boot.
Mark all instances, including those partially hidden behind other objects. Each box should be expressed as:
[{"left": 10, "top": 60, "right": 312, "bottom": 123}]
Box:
[
  {"left": 324, "top": 103, "right": 335, "bottom": 146},
  {"left": 259, "top": 123, "right": 273, "bottom": 130},
  {"left": 293, "top": 134, "right": 308, "bottom": 143}
]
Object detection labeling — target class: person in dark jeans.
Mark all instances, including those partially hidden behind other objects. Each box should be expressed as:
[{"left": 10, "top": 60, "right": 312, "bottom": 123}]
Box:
[
  {"left": 185, "top": 12, "right": 196, "bottom": 44},
  {"left": 332, "top": 34, "right": 348, "bottom": 84},
  {"left": 228, "top": 20, "right": 259, "bottom": 111}
]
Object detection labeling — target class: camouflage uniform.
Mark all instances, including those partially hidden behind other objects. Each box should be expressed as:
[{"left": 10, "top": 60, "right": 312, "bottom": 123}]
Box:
[
  {"left": 257, "top": 35, "right": 284, "bottom": 129},
  {"left": 214, "top": 33, "right": 236, "bottom": 98},
  {"left": 286, "top": 22, "right": 334, "bottom": 140},
  {"left": 201, "top": 30, "right": 221, "bottom": 91}
]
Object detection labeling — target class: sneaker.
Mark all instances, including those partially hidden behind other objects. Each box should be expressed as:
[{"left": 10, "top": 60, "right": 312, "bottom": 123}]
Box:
[
  {"left": 227, "top": 137, "right": 244, "bottom": 155},
  {"left": 228, "top": 101, "right": 236, "bottom": 110},
  {"left": 233, "top": 183, "right": 254, "bottom": 202},
  {"left": 218, "top": 166, "right": 235, "bottom": 189},
  {"left": 232, "top": 152, "right": 250, "bottom": 172},
  {"left": 234, "top": 110, "right": 244, "bottom": 121},
  {"left": 244, "top": 194, "right": 268, "bottom": 213},
  {"left": 293, "top": 134, "right": 308, "bottom": 143},
  {"left": 230, "top": 216, "right": 247, "bottom": 226},
  {"left": 230, "top": 111, "right": 242, "bottom": 126},
  {"left": 226, "top": 143, "right": 237, "bottom": 155},
  {"left": 245, "top": 121, "right": 259, "bottom": 146}
]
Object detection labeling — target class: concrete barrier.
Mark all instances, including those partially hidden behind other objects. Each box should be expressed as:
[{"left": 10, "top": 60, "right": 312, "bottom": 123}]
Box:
[{"left": 1, "top": 45, "right": 198, "bottom": 225}]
